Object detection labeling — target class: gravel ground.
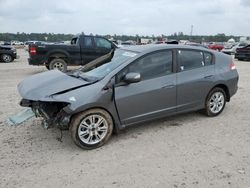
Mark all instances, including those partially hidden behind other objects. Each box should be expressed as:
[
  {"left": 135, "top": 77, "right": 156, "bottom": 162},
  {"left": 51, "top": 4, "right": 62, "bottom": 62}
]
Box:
[{"left": 0, "top": 49, "right": 250, "bottom": 188}]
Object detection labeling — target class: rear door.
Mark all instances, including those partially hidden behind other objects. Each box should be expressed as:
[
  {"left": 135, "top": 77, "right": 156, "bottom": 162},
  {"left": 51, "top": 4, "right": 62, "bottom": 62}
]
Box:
[
  {"left": 94, "top": 37, "right": 113, "bottom": 57},
  {"left": 65, "top": 38, "right": 81, "bottom": 65},
  {"left": 114, "top": 50, "right": 177, "bottom": 125},
  {"left": 80, "top": 36, "right": 99, "bottom": 64},
  {"left": 176, "top": 49, "right": 215, "bottom": 112}
]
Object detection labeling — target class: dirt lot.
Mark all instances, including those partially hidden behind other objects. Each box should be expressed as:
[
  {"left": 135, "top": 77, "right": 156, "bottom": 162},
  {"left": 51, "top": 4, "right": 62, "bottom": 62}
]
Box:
[{"left": 0, "top": 49, "right": 250, "bottom": 188}]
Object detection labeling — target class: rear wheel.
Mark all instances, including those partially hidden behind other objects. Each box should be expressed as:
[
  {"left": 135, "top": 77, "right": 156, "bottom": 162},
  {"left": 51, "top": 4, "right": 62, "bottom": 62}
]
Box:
[
  {"left": 49, "top": 58, "right": 67, "bottom": 72},
  {"left": 1, "top": 54, "right": 13, "bottom": 63},
  {"left": 204, "top": 87, "right": 226, "bottom": 117},
  {"left": 69, "top": 109, "right": 113, "bottom": 150}
]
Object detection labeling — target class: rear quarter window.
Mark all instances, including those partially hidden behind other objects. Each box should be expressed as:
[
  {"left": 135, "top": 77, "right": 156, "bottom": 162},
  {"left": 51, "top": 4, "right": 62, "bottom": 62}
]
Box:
[{"left": 204, "top": 52, "right": 213, "bottom": 65}]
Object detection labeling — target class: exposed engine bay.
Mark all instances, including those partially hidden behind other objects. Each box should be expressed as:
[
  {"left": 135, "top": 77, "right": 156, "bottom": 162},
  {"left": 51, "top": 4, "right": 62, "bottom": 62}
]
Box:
[{"left": 20, "top": 99, "right": 71, "bottom": 129}]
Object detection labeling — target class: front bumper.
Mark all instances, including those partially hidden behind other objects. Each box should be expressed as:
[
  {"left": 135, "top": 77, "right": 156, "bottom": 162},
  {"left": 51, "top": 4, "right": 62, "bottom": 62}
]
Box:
[{"left": 20, "top": 99, "right": 71, "bottom": 129}]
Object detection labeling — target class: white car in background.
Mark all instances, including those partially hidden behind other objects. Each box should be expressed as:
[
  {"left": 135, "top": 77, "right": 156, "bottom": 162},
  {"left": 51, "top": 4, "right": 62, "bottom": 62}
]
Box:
[{"left": 222, "top": 42, "right": 248, "bottom": 55}]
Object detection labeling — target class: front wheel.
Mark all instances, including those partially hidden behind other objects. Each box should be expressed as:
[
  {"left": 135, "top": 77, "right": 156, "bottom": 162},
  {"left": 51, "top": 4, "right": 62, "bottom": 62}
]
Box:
[
  {"left": 69, "top": 109, "right": 114, "bottom": 150},
  {"left": 1, "top": 54, "right": 13, "bottom": 63},
  {"left": 204, "top": 88, "right": 226, "bottom": 117}
]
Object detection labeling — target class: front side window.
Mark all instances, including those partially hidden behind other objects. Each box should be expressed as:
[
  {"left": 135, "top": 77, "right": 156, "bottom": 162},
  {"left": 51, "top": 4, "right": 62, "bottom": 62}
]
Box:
[
  {"left": 94, "top": 38, "right": 112, "bottom": 49},
  {"left": 71, "top": 37, "right": 78, "bottom": 45},
  {"left": 117, "top": 51, "right": 173, "bottom": 82},
  {"left": 178, "top": 50, "right": 205, "bottom": 71}
]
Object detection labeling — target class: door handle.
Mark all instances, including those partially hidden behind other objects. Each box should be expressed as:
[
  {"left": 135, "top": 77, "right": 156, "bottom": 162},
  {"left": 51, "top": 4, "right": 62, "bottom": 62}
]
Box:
[
  {"left": 204, "top": 75, "right": 214, "bottom": 79},
  {"left": 162, "top": 84, "right": 175, "bottom": 89}
]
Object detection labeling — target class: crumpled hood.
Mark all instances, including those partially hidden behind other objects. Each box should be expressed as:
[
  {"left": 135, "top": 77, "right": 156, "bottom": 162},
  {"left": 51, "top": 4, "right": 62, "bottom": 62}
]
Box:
[{"left": 18, "top": 70, "right": 90, "bottom": 101}]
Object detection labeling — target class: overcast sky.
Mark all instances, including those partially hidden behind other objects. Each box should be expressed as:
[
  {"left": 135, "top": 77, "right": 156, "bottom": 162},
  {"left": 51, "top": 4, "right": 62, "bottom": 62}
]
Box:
[{"left": 0, "top": 0, "right": 250, "bottom": 36}]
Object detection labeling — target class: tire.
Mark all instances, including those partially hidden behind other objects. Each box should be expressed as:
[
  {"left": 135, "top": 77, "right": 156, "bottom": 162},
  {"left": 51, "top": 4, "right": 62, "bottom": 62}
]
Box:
[
  {"left": 203, "top": 87, "right": 226, "bottom": 117},
  {"left": 69, "top": 109, "right": 114, "bottom": 150},
  {"left": 49, "top": 58, "right": 67, "bottom": 72},
  {"left": 1, "top": 54, "right": 13, "bottom": 63}
]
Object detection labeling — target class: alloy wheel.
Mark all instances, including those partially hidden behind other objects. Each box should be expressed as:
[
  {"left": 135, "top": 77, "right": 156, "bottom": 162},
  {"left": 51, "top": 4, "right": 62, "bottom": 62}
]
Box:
[
  {"left": 78, "top": 114, "right": 108, "bottom": 145},
  {"left": 209, "top": 91, "right": 225, "bottom": 114}
]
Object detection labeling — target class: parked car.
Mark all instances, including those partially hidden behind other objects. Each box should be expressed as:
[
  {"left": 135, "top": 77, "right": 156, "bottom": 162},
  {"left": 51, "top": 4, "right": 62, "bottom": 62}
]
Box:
[
  {"left": 155, "top": 40, "right": 179, "bottom": 44},
  {"left": 235, "top": 45, "right": 250, "bottom": 60},
  {"left": 18, "top": 45, "right": 239, "bottom": 149},
  {"left": 208, "top": 43, "right": 224, "bottom": 51},
  {"left": 0, "top": 45, "right": 18, "bottom": 63},
  {"left": 11, "top": 41, "right": 24, "bottom": 45},
  {"left": 3, "top": 42, "right": 11, "bottom": 46},
  {"left": 28, "top": 35, "right": 116, "bottom": 72},
  {"left": 222, "top": 42, "right": 248, "bottom": 55},
  {"left": 186, "top": 42, "right": 208, "bottom": 49}
]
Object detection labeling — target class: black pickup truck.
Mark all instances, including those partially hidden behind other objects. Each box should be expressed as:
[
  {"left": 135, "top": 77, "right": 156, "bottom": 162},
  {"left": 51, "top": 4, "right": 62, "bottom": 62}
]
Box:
[{"left": 28, "top": 35, "right": 116, "bottom": 72}]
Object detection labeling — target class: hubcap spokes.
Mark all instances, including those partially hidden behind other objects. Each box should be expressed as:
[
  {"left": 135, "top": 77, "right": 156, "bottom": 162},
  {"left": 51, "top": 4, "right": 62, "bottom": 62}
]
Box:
[
  {"left": 209, "top": 92, "right": 224, "bottom": 113},
  {"left": 53, "top": 62, "right": 64, "bottom": 71},
  {"left": 3, "top": 55, "right": 11, "bottom": 62},
  {"left": 78, "top": 115, "right": 108, "bottom": 145}
]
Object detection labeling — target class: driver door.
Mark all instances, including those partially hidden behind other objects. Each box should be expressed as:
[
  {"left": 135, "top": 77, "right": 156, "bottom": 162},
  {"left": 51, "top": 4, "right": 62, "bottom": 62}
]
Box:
[{"left": 114, "top": 50, "right": 177, "bottom": 125}]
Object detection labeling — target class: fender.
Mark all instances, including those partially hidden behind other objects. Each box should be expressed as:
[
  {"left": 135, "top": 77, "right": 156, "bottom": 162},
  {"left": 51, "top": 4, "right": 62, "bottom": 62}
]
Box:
[
  {"left": 45, "top": 49, "right": 70, "bottom": 61},
  {"left": 65, "top": 102, "right": 122, "bottom": 133}
]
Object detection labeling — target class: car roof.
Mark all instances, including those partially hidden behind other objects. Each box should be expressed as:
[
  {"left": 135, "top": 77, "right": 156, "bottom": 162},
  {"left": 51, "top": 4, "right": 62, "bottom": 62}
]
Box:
[{"left": 120, "top": 44, "right": 211, "bottom": 53}]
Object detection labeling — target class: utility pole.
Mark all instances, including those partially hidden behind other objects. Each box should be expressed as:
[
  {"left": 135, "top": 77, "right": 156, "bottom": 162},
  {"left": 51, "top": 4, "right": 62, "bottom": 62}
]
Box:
[
  {"left": 190, "top": 25, "right": 193, "bottom": 41},
  {"left": 190, "top": 25, "right": 193, "bottom": 36}
]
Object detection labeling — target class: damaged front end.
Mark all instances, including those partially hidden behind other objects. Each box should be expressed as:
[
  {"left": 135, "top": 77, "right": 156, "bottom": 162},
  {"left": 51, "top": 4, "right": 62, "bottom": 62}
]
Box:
[
  {"left": 17, "top": 70, "right": 93, "bottom": 129},
  {"left": 20, "top": 99, "right": 71, "bottom": 129}
]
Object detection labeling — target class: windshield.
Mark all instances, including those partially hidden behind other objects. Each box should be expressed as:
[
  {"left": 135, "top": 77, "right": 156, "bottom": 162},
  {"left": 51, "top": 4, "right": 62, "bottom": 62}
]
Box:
[{"left": 78, "top": 49, "right": 138, "bottom": 80}]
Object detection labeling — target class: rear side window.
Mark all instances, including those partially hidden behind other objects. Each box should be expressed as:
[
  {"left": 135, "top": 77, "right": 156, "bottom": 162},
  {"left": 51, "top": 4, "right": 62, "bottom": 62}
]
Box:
[
  {"left": 83, "top": 36, "right": 93, "bottom": 48},
  {"left": 94, "top": 38, "right": 112, "bottom": 49},
  {"left": 178, "top": 50, "right": 204, "bottom": 71},
  {"left": 178, "top": 50, "right": 213, "bottom": 71}
]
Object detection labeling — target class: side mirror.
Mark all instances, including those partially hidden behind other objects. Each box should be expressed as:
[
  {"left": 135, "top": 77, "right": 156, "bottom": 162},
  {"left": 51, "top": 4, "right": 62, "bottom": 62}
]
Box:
[{"left": 123, "top": 72, "right": 141, "bottom": 84}]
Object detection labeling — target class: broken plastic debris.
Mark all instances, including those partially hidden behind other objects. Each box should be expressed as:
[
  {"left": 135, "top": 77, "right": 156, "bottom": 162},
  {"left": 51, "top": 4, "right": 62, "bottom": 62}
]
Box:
[
  {"left": 237, "top": 169, "right": 245, "bottom": 174},
  {"left": 6, "top": 108, "right": 35, "bottom": 126}
]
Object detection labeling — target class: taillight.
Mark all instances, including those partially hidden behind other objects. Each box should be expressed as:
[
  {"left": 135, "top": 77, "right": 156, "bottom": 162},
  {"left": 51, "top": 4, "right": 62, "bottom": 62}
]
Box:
[
  {"left": 230, "top": 62, "right": 236, "bottom": 70},
  {"left": 29, "top": 46, "right": 36, "bottom": 55}
]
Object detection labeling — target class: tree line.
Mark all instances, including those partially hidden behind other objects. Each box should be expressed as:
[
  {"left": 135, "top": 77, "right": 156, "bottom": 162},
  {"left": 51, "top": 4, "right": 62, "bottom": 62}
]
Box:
[
  {"left": 0, "top": 33, "right": 74, "bottom": 42},
  {"left": 0, "top": 32, "right": 240, "bottom": 43}
]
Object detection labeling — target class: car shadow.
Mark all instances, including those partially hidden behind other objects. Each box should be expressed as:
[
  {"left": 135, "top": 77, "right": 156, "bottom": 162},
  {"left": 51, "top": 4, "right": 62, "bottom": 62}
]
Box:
[{"left": 57, "top": 111, "right": 206, "bottom": 151}]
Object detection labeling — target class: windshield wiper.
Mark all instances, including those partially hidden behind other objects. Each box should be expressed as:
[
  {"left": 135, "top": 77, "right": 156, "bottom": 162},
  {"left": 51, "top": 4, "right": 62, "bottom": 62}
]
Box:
[
  {"left": 69, "top": 71, "right": 99, "bottom": 82},
  {"left": 69, "top": 70, "right": 81, "bottom": 78}
]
